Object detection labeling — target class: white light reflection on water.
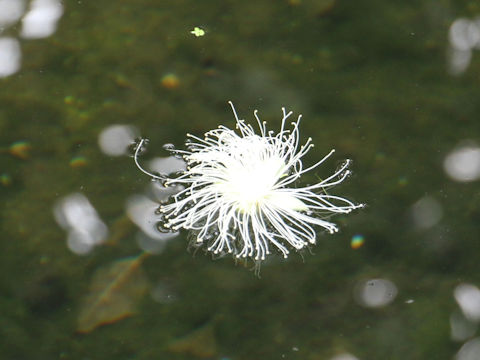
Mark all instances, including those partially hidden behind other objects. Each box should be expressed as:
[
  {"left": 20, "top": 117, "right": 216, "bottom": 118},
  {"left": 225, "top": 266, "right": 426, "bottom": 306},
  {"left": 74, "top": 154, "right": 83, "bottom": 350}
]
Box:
[
  {"left": 127, "top": 154, "right": 186, "bottom": 253},
  {"left": 330, "top": 353, "right": 359, "bottom": 360},
  {"left": 455, "top": 337, "right": 480, "bottom": 360},
  {"left": 148, "top": 156, "right": 186, "bottom": 176},
  {"left": 448, "top": 17, "right": 480, "bottom": 75},
  {"left": 450, "top": 310, "right": 478, "bottom": 342},
  {"left": 354, "top": 278, "right": 398, "bottom": 308},
  {"left": 443, "top": 142, "right": 480, "bottom": 182},
  {"left": 449, "top": 18, "right": 480, "bottom": 52},
  {"left": 97, "top": 124, "right": 186, "bottom": 254},
  {"left": 0, "top": 0, "right": 63, "bottom": 77},
  {"left": 0, "top": 37, "right": 21, "bottom": 77},
  {"left": 53, "top": 193, "right": 108, "bottom": 255},
  {"left": 125, "top": 194, "right": 179, "bottom": 254},
  {"left": 454, "top": 283, "right": 480, "bottom": 322},
  {"left": 411, "top": 196, "right": 443, "bottom": 230},
  {"left": 98, "top": 124, "right": 139, "bottom": 157},
  {"left": 149, "top": 181, "right": 184, "bottom": 203},
  {"left": 20, "top": 0, "right": 63, "bottom": 39},
  {"left": 0, "top": 0, "right": 25, "bottom": 27}
]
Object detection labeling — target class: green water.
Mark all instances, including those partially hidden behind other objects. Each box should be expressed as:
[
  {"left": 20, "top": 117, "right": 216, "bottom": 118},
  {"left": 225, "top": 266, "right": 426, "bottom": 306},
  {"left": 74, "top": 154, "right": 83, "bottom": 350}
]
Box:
[{"left": 2, "top": 0, "right": 480, "bottom": 359}]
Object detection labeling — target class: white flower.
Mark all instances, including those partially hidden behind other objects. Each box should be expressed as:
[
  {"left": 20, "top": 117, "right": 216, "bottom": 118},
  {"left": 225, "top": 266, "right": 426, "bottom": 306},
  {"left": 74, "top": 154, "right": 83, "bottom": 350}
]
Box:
[{"left": 135, "top": 102, "right": 363, "bottom": 261}]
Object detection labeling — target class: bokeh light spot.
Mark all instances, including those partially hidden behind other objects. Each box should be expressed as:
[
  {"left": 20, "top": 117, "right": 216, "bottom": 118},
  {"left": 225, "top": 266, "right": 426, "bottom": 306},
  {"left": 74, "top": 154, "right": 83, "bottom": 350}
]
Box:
[
  {"left": 0, "top": 0, "right": 25, "bottom": 27},
  {"left": 20, "top": 0, "right": 63, "bottom": 39},
  {"left": 126, "top": 194, "right": 179, "bottom": 253},
  {"left": 411, "top": 196, "right": 443, "bottom": 229},
  {"left": 450, "top": 310, "right": 478, "bottom": 342},
  {"left": 455, "top": 337, "right": 480, "bottom": 360},
  {"left": 53, "top": 193, "right": 108, "bottom": 255},
  {"left": 98, "top": 124, "right": 138, "bottom": 157},
  {"left": 454, "top": 283, "right": 480, "bottom": 322},
  {"left": 444, "top": 143, "right": 480, "bottom": 182},
  {"left": 354, "top": 278, "right": 398, "bottom": 308},
  {"left": 0, "top": 37, "right": 21, "bottom": 78},
  {"left": 330, "top": 353, "right": 359, "bottom": 360},
  {"left": 350, "top": 234, "right": 364, "bottom": 249}
]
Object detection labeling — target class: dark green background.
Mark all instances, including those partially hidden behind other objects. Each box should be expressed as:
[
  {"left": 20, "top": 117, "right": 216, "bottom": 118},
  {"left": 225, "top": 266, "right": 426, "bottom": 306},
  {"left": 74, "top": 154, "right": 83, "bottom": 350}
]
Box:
[{"left": 1, "top": 0, "right": 480, "bottom": 359}]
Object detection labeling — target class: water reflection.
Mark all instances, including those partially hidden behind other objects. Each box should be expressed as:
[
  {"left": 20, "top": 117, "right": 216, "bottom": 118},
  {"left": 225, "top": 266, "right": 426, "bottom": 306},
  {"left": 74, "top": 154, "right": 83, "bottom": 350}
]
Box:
[
  {"left": 450, "top": 310, "right": 477, "bottom": 342},
  {"left": 411, "top": 196, "right": 443, "bottom": 230},
  {"left": 21, "top": 0, "right": 63, "bottom": 39},
  {"left": 0, "top": 0, "right": 63, "bottom": 77},
  {"left": 0, "top": 37, "right": 20, "bottom": 77},
  {"left": 443, "top": 142, "right": 480, "bottom": 182},
  {"left": 125, "top": 194, "right": 179, "bottom": 253},
  {"left": 0, "top": 0, "right": 25, "bottom": 27},
  {"left": 149, "top": 155, "right": 186, "bottom": 175},
  {"left": 354, "top": 278, "right": 398, "bottom": 308},
  {"left": 18, "top": 1, "right": 480, "bottom": 358},
  {"left": 54, "top": 125, "right": 187, "bottom": 256},
  {"left": 454, "top": 283, "right": 480, "bottom": 322},
  {"left": 53, "top": 193, "right": 108, "bottom": 255},
  {"left": 330, "top": 354, "right": 359, "bottom": 360},
  {"left": 452, "top": 283, "right": 480, "bottom": 356},
  {"left": 448, "top": 17, "right": 480, "bottom": 75},
  {"left": 456, "top": 337, "right": 480, "bottom": 360},
  {"left": 98, "top": 124, "right": 139, "bottom": 157}
]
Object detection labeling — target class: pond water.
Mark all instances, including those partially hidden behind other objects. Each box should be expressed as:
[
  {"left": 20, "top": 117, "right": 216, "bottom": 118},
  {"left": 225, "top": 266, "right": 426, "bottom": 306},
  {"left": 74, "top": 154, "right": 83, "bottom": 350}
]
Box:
[{"left": 2, "top": 0, "right": 480, "bottom": 359}]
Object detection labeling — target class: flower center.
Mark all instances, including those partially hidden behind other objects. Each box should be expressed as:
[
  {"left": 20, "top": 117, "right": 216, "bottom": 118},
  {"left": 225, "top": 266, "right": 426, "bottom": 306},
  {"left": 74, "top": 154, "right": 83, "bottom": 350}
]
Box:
[
  {"left": 225, "top": 156, "right": 286, "bottom": 213},
  {"left": 213, "top": 136, "right": 286, "bottom": 213}
]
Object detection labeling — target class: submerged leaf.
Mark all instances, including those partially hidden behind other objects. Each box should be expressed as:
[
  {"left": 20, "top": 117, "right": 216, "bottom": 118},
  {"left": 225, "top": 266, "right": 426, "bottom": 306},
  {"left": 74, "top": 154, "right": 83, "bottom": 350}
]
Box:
[
  {"left": 77, "top": 253, "right": 149, "bottom": 333},
  {"left": 168, "top": 322, "right": 218, "bottom": 358}
]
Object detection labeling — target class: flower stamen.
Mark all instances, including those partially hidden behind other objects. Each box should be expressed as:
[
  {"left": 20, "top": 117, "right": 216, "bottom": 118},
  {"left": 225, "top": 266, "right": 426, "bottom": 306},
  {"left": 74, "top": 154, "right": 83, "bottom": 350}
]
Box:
[{"left": 135, "top": 102, "right": 364, "bottom": 262}]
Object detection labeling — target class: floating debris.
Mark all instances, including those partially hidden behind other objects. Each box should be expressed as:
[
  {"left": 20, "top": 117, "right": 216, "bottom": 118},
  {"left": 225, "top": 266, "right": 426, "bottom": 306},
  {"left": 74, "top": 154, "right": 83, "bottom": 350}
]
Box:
[
  {"left": 77, "top": 253, "right": 149, "bottom": 333},
  {"left": 190, "top": 26, "right": 205, "bottom": 37}
]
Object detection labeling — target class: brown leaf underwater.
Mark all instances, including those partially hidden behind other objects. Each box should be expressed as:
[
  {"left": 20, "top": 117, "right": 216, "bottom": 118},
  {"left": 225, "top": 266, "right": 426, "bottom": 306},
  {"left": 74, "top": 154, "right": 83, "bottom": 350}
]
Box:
[{"left": 77, "top": 253, "right": 149, "bottom": 333}]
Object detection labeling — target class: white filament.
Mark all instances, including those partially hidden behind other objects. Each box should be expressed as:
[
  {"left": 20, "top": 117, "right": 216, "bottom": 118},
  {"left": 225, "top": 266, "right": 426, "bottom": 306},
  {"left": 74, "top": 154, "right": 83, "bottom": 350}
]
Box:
[{"left": 136, "top": 102, "right": 363, "bottom": 261}]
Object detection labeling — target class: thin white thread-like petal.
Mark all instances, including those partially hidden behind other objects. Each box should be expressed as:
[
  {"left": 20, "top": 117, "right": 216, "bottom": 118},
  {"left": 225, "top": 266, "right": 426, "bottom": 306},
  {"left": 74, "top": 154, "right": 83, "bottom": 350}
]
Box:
[{"left": 137, "top": 103, "right": 362, "bottom": 261}]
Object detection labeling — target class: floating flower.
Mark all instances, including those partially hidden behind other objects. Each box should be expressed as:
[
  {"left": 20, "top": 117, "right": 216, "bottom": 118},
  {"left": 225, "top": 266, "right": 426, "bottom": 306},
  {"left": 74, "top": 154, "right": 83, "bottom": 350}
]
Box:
[{"left": 135, "top": 102, "right": 363, "bottom": 261}]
